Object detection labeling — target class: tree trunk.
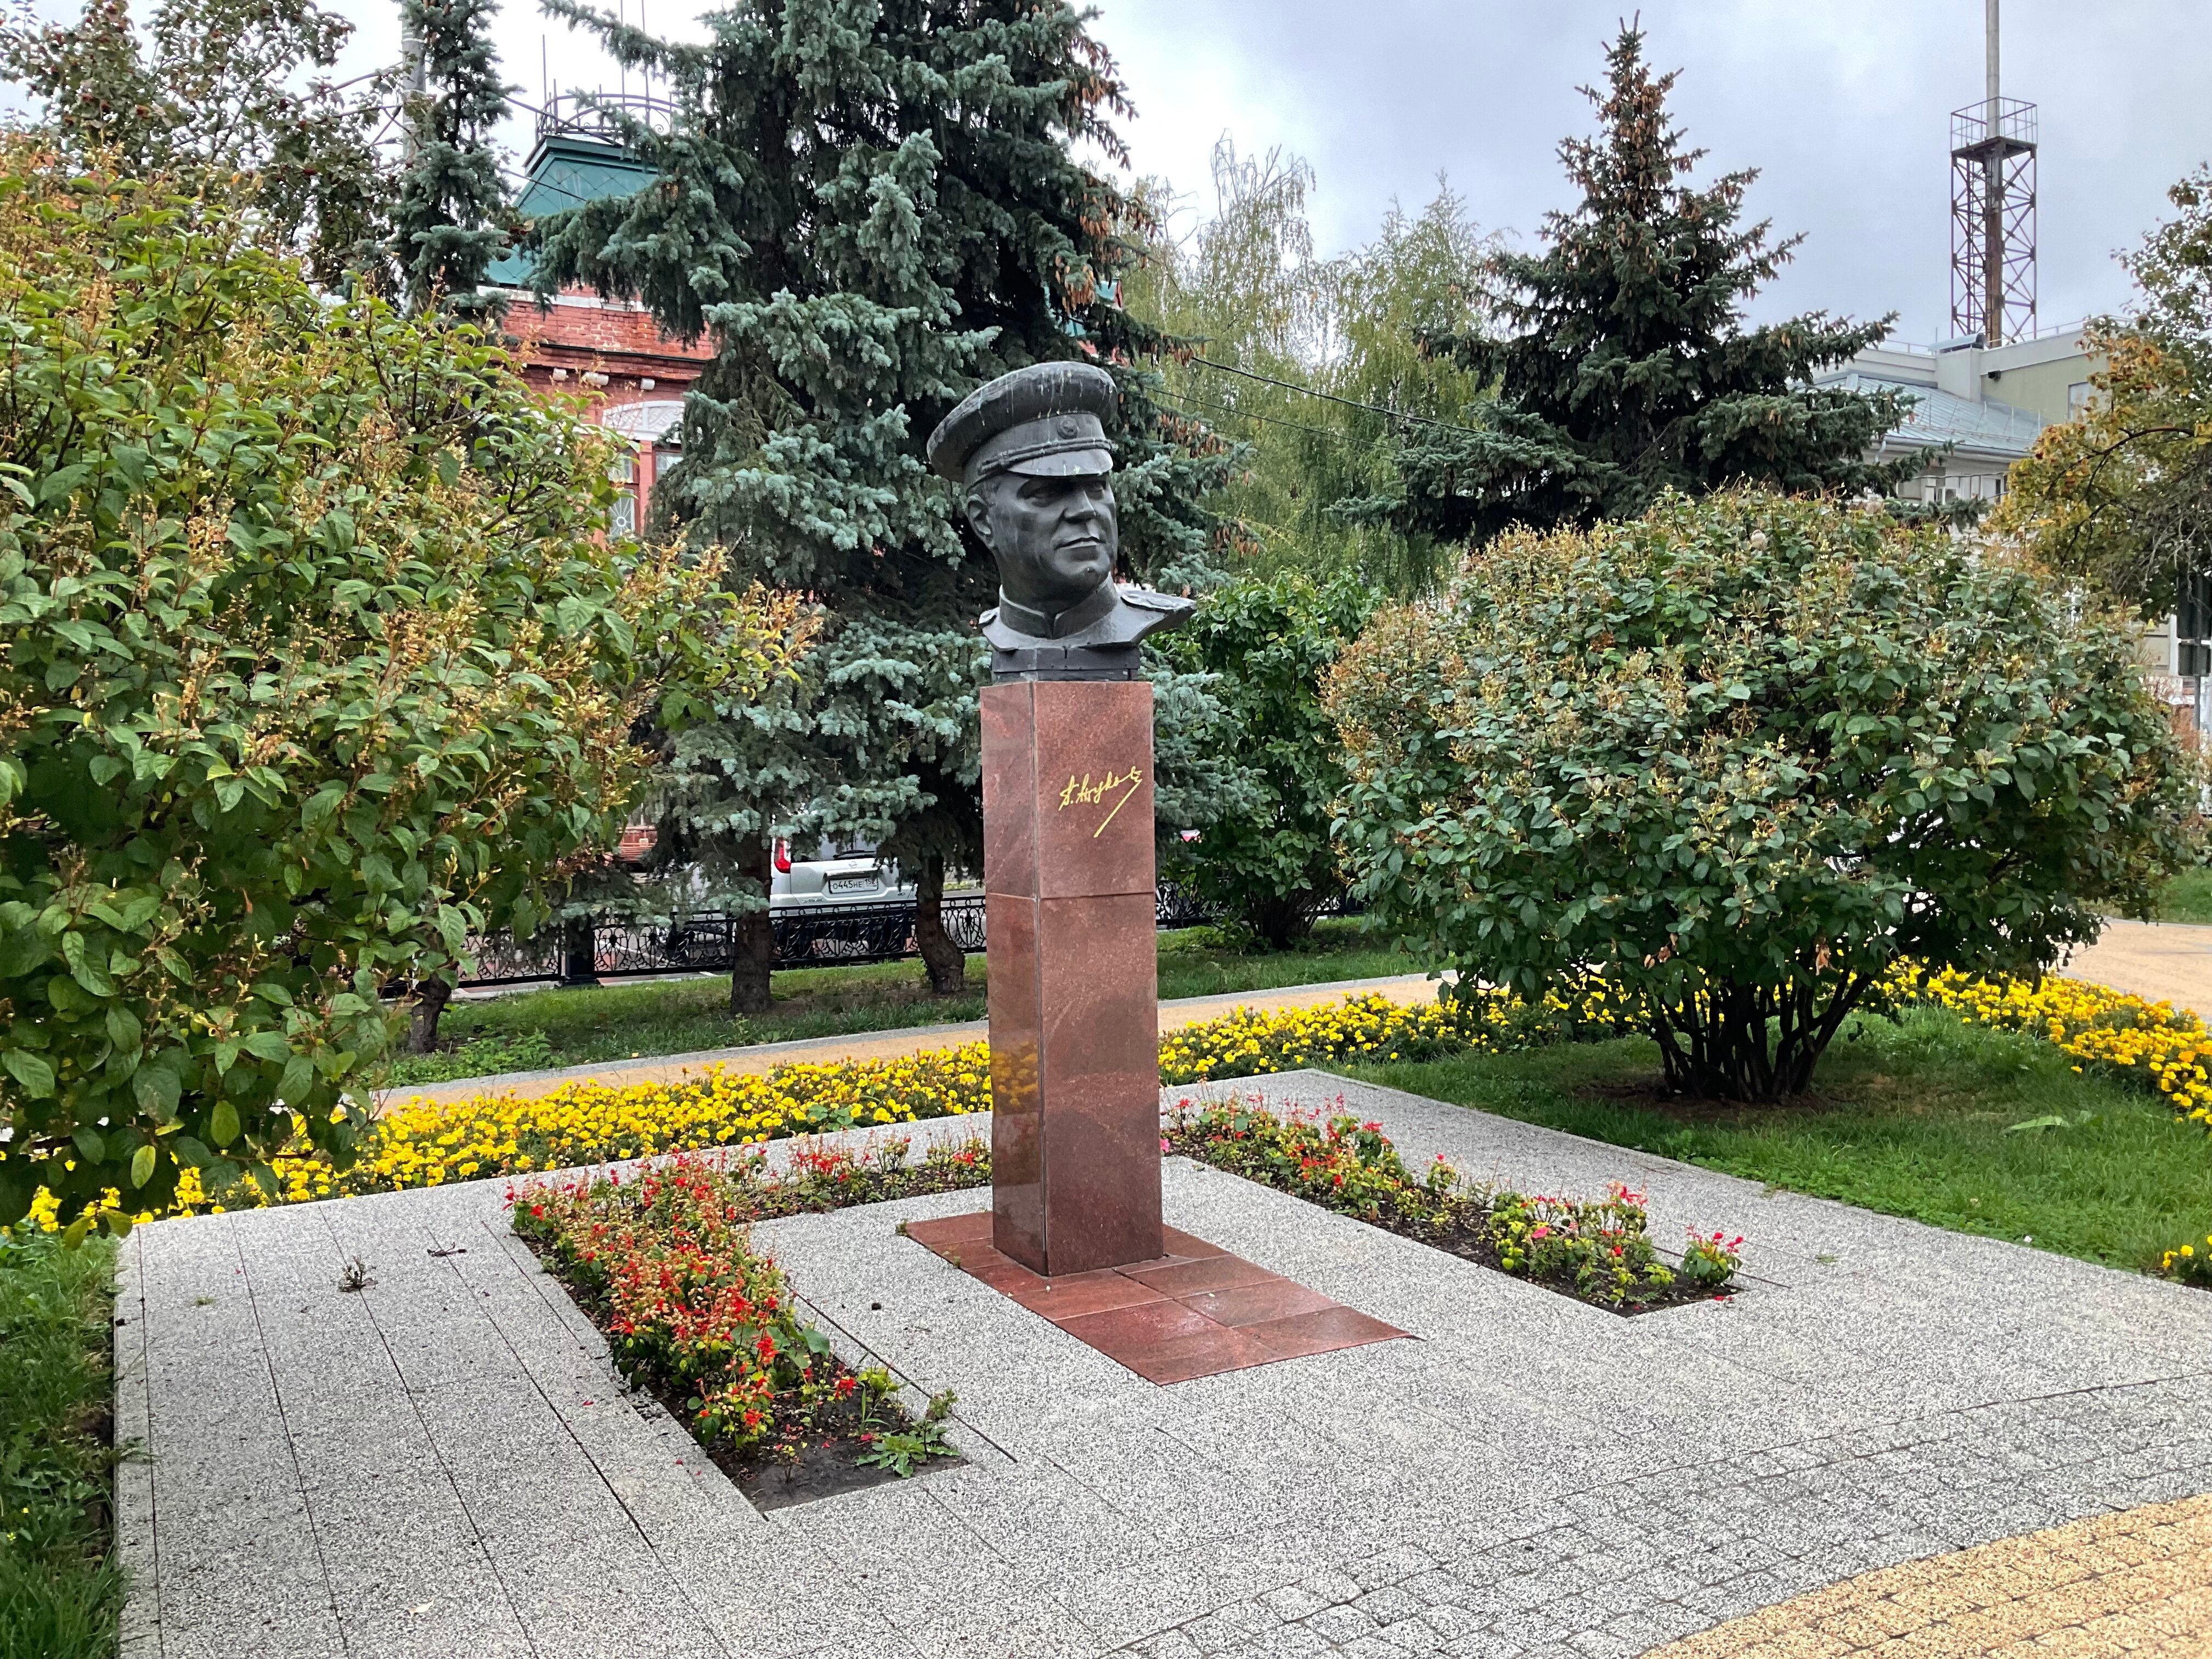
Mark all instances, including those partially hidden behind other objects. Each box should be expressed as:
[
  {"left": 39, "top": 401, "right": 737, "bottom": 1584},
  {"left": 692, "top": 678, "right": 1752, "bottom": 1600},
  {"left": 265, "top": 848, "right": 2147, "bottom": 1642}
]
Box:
[
  {"left": 405, "top": 976, "right": 454, "bottom": 1054},
  {"left": 1649, "top": 972, "right": 1872, "bottom": 1102},
  {"left": 914, "top": 853, "right": 966, "bottom": 995},
  {"left": 1248, "top": 891, "right": 1315, "bottom": 952},
  {"left": 730, "top": 835, "right": 776, "bottom": 1015},
  {"left": 558, "top": 915, "right": 600, "bottom": 986}
]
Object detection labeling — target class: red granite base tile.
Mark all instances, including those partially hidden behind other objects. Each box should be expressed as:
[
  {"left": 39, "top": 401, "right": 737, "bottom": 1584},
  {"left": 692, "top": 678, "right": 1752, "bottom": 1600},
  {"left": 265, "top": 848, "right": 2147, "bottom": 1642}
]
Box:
[
  {"left": 1123, "top": 1253, "right": 1279, "bottom": 1297},
  {"left": 1007, "top": 1268, "right": 1169, "bottom": 1321},
  {"left": 1117, "top": 1327, "right": 1278, "bottom": 1385},
  {"left": 905, "top": 1212, "right": 994, "bottom": 1250},
  {"left": 1054, "top": 1300, "right": 1277, "bottom": 1385},
  {"left": 903, "top": 1211, "right": 1410, "bottom": 1383},
  {"left": 1177, "top": 1278, "right": 1340, "bottom": 1329},
  {"left": 1161, "top": 1226, "right": 1228, "bottom": 1260},
  {"left": 1245, "top": 1305, "right": 1410, "bottom": 1361}
]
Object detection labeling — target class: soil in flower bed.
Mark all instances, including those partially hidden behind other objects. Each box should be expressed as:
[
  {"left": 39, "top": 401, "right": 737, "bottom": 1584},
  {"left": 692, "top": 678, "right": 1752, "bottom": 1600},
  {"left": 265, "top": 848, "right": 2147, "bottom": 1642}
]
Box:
[
  {"left": 1163, "top": 1094, "right": 1745, "bottom": 1316},
  {"left": 510, "top": 1133, "right": 989, "bottom": 1510}
]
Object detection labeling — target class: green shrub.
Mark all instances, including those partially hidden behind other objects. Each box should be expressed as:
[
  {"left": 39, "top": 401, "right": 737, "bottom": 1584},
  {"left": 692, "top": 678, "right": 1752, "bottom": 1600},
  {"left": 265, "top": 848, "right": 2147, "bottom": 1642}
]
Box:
[
  {"left": 0, "top": 151, "right": 792, "bottom": 1230},
  {"left": 1159, "top": 573, "right": 1376, "bottom": 947},
  {"left": 1329, "top": 490, "right": 2195, "bottom": 1101}
]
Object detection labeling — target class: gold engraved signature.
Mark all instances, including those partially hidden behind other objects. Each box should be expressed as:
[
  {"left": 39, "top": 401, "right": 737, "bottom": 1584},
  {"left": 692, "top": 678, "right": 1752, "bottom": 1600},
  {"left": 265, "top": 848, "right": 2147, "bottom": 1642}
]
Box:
[{"left": 1057, "top": 766, "right": 1144, "bottom": 838}]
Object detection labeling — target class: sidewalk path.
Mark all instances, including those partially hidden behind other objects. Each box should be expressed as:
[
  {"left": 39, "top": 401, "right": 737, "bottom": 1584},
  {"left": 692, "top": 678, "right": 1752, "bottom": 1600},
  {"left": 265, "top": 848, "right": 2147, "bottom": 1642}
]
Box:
[
  {"left": 2065, "top": 918, "right": 2212, "bottom": 1020},
  {"left": 381, "top": 971, "right": 1447, "bottom": 1110},
  {"left": 118, "top": 1072, "right": 2212, "bottom": 1659}
]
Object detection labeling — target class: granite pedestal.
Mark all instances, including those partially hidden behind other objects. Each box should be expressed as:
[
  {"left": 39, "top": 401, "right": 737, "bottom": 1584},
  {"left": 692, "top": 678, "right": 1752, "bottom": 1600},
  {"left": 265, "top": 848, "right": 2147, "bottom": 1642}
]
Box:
[{"left": 981, "top": 678, "right": 1165, "bottom": 1277}]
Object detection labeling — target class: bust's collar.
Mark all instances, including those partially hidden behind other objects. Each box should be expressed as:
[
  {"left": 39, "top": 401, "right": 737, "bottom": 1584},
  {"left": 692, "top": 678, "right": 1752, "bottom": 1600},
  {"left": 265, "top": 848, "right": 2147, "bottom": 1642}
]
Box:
[{"left": 994, "top": 580, "right": 1119, "bottom": 641}]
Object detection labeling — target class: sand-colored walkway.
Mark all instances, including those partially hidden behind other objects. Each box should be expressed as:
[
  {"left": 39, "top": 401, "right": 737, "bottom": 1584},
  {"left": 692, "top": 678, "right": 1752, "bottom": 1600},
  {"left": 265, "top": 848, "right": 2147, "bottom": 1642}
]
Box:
[
  {"left": 381, "top": 916, "right": 2212, "bottom": 1115},
  {"left": 2067, "top": 918, "right": 2212, "bottom": 1022},
  {"left": 1640, "top": 1493, "right": 2212, "bottom": 1659},
  {"left": 380, "top": 970, "right": 1446, "bottom": 1111}
]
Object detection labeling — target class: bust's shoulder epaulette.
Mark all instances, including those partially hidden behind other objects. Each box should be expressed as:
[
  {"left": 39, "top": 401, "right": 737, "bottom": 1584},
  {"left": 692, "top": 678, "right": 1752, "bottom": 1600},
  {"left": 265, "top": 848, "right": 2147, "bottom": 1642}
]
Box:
[{"left": 1120, "top": 585, "right": 1195, "bottom": 614}]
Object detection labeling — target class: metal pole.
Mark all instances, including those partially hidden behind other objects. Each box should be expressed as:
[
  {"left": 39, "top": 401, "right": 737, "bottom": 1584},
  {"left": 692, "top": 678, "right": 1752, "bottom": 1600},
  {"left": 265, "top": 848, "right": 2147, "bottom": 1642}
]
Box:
[
  {"left": 399, "top": 1, "right": 427, "bottom": 163},
  {"left": 1983, "top": 0, "right": 2005, "bottom": 344}
]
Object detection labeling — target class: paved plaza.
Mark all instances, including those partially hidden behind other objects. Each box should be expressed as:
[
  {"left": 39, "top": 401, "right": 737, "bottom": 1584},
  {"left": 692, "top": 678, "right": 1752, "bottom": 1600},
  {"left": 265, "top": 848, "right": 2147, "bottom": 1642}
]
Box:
[{"left": 117, "top": 1073, "right": 2212, "bottom": 1658}]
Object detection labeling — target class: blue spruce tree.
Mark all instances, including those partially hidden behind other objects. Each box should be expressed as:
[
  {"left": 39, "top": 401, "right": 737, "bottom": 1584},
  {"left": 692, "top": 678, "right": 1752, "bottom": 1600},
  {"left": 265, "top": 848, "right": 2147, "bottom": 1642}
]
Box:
[
  {"left": 533, "top": 0, "right": 1227, "bottom": 1011},
  {"left": 393, "top": 0, "right": 512, "bottom": 314}
]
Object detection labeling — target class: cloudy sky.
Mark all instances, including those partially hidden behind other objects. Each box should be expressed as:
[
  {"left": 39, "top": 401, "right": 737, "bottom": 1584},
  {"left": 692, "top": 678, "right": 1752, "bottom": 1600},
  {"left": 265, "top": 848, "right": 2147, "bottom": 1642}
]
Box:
[
  {"left": 22, "top": 0, "right": 2205, "bottom": 343},
  {"left": 1086, "top": 0, "right": 2209, "bottom": 343}
]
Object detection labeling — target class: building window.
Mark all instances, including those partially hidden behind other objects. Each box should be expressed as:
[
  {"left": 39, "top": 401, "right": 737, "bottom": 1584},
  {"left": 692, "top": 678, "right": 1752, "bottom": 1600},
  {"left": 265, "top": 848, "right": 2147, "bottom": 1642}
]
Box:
[
  {"left": 2067, "top": 381, "right": 2091, "bottom": 416},
  {"left": 2179, "top": 570, "right": 2212, "bottom": 677},
  {"left": 608, "top": 450, "right": 637, "bottom": 534}
]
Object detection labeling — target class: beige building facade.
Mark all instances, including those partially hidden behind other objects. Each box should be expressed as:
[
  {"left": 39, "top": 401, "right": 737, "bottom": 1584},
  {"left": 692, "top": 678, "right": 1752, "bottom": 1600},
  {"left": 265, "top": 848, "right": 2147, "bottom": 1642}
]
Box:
[{"left": 1826, "top": 328, "right": 2205, "bottom": 732}]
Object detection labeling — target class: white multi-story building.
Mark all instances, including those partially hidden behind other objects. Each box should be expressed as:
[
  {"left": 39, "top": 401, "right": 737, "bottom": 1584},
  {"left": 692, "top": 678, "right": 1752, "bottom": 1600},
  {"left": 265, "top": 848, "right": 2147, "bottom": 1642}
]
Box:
[
  {"left": 1822, "top": 328, "right": 2206, "bottom": 730},
  {"left": 1819, "top": 324, "right": 2096, "bottom": 505}
]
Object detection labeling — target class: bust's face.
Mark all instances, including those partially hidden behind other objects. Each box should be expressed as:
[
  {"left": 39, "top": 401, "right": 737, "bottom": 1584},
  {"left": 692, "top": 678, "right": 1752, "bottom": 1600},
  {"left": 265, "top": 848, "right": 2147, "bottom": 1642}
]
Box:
[{"left": 967, "top": 472, "right": 1119, "bottom": 613}]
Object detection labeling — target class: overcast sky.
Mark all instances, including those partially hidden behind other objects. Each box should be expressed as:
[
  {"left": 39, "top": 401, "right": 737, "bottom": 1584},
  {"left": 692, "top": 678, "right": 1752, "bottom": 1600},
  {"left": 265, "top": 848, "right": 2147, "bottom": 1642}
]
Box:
[
  {"left": 1086, "top": 0, "right": 2209, "bottom": 343},
  {"left": 21, "top": 0, "right": 2204, "bottom": 343}
]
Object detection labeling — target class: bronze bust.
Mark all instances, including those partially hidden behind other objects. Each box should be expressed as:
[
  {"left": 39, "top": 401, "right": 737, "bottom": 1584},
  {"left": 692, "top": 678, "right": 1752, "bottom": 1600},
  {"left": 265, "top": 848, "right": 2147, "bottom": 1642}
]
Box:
[{"left": 927, "top": 362, "right": 1194, "bottom": 679}]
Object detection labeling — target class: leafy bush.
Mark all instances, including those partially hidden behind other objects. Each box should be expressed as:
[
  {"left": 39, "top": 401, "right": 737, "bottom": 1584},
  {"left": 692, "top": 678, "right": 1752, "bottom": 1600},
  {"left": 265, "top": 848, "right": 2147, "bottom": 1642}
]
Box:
[
  {"left": 1158, "top": 574, "right": 1377, "bottom": 946},
  {"left": 1330, "top": 490, "right": 2196, "bottom": 1101},
  {"left": 0, "top": 151, "right": 795, "bottom": 1231}
]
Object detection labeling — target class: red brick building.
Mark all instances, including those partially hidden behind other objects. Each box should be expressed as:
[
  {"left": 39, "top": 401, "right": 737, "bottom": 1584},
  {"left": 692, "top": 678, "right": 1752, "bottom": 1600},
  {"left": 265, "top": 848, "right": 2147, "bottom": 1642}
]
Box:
[{"left": 487, "top": 117, "right": 711, "bottom": 528}]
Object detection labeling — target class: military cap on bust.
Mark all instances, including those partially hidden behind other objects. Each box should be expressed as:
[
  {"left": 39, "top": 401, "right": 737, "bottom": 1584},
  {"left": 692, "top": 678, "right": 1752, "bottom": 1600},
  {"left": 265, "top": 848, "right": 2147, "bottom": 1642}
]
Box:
[{"left": 927, "top": 361, "right": 1118, "bottom": 484}]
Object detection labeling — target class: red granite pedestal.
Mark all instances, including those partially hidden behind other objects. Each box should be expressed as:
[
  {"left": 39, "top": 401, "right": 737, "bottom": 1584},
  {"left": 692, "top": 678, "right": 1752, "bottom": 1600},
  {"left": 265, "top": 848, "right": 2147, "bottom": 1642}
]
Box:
[{"left": 980, "top": 679, "right": 1164, "bottom": 1277}]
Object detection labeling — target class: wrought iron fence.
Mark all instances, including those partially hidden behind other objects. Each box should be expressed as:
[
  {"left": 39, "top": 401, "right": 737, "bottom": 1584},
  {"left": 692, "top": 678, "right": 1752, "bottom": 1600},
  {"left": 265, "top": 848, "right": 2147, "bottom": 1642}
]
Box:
[
  {"left": 458, "top": 898, "right": 990, "bottom": 988},
  {"left": 453, "top": 884, "right": 1345, "bottom": 988}
]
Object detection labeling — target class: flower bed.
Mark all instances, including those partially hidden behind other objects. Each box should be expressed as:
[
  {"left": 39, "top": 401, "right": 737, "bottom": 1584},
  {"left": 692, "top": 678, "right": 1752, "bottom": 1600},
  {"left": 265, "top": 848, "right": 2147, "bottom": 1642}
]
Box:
[
  {"left": 1911, "top": 966, "right": 2212, "bottom": 1129},
  {"left": 1162, "top": 1094, "right": 1742, "bottom": 1313},
  {"left": 1156, "top": 977, "right": 1639, "bottom": 1083},
  {"left": 61, "top": 988, "right": 1621, "bottom": 1222},
  {"left": 509, "top": 1132, "right": 989, "bottom": 1508},
  {"left": 31, "top": 958, "right": 2212, "bottom": 1252},
  {"left": 2161, "top": 1233, "right": 2212, "bottom": 1289}
]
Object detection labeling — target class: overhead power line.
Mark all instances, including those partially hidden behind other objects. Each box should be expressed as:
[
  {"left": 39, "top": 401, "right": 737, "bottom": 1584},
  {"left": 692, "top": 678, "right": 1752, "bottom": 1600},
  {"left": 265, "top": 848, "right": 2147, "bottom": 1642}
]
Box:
[
  {"left": 1185, "top": 354, "right": 1486, "bottom": 437},
  {"left": 1159, "top": 390, "right": 1348, "bottom": 444}
]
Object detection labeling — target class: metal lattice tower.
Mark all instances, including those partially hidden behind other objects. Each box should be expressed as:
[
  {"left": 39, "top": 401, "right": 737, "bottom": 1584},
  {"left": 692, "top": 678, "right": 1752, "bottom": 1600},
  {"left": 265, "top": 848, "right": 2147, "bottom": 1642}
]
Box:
[{"left": 1950, "top": 0, "right": 2037, "bottom": 345}]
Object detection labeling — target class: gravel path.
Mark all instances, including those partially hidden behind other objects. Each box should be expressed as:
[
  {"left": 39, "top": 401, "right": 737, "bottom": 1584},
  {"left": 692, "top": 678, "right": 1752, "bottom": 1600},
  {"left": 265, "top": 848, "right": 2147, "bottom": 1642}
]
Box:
[{"left": 2066, "top": 918, "right": 2212, "bottom": 1018}]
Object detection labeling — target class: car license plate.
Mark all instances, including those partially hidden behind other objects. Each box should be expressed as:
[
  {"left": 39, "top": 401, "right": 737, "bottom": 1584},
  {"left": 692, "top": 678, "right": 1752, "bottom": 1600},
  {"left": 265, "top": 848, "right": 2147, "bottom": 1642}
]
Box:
[{"left": 827, "top": 874, "right": 877, "bottom": 894}]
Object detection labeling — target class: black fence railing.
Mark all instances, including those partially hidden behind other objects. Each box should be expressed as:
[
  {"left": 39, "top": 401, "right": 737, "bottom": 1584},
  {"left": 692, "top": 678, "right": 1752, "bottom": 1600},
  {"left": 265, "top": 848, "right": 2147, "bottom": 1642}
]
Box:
[
  {"left": 455, "top": 885, "right": 1358, "bottom": 990},
  {"left": 456, "top": 886, "right": 1250, "bottom": 989}
]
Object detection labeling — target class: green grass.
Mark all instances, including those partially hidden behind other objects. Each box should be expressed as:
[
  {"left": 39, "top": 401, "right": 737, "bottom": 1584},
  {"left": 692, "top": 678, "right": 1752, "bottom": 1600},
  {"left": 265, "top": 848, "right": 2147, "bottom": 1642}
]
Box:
[
  {"left": 0, "top": 1231, "right": 123, "bottom": 1659},
  {"left": 2148, "top": 867, "right": 2212, "bottom": 926},
  {"left": 380, "top": 918, "right": 1414, "bottom": 1087},
  {"left": 1342, "top": 1004, "right": 2212, "bottom": 1275}
]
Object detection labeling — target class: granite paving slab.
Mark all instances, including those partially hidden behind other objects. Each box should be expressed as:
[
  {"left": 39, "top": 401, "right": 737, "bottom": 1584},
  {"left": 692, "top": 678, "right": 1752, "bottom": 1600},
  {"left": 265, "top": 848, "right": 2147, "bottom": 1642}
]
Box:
[
  {"left": 904, "top": 1211, "right": 1409, "bottom": 1381},
  {"left": 118, "top": 1071, "right": 2212, "bottom": 1658}
]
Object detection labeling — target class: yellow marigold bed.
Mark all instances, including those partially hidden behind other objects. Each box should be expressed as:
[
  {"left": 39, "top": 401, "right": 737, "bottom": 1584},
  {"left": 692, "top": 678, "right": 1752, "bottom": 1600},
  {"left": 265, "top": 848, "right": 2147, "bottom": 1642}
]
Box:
[
  {"left": 25, "top": 962, "right": 2212, "bottom": 1231},
  {"left": 1910, "top": 967, "right": 2212, "bottom": 1130}
]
